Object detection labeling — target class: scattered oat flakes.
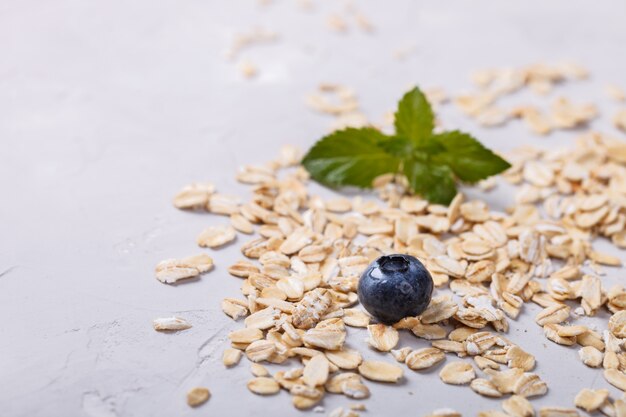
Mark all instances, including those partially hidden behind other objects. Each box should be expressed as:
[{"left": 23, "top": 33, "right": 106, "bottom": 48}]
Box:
[
  {"left": 609, "top": 310, "right": 626, "bottom": 337},
  {"left": 574, "top": 388, "right": 609, "bottom": 412},
  {"left": 392, "top": 45, "right": 416, "bottom": 61},
  {"left": 231, "top": 213, "right": 254, "bottom": 234},
  {"left": 406, "top": 347, "right": 446, "bottom": 370},
  {"left": 226, "top": 27, "right": 279, "bottom": 60},
  {"left": 303, "top": 354, "right": 330, "bottom": 387},
  {"left": 551, "top": 97, "right": 597, "bottom": 129},
  {"left": 327, "top": 14, "right": 348, "bottom": 32},
  {"left": 186, "top": 387, "right": 210, "bottom": 407},
  {"left": 477, "top": 106, "right": 509, "bottom": 127},
  {"left": 366, "top": 324, "right": 399, "bottom": 351},
  {"left": 470, "top": 378, "right": 502, "bottom": 398},
  {"left": 354, "top": 12, "right": 374, "bottom": 32},
  {"left": 173, "top": 182, "right": 215, "bottom": 209},
  {"left": 439, "top": 361, "right": 476, "bottom": 385},
  {"left": 513, "top": 373, "right": 548, "bottom": 397},
  {"left": 303, "top": 327, "right": 346, "bottom": 350},
  {"left": 197, "top": 225, "right": 236, "bottom": 248},
  {"left": 251, "top": 363, "right": 270, "bottom": 377},
  {"left": 223, "top": 348, "right": 243, "bottom": 367},
  {"left": 328, "top": 407, "right": 359, "bottom": 417},
  {"left": 248, "top": 377, "right": 280, "bottom": 395},
  {"left": 239, "top": 60, "right": 258, "bottom": 78},
  {"left": 343, "top": 308, "right": 371, "bottom": 327},
  {"left": 246, "top": 340, "right": 277, "bottom": 362},
  {"left": 292, "top": 289, "right": 332, "bottom": 329},
  {"left": 614, "top": 109, "right": 626, "bottom": 132},
  {"left": 474, "top": 356, "right": 500, "bottom": 371},
  {"left": 358, "top": 361, "right": 403, "bottom": 383},
  {"left": 578, "top": 346, "right": 603, "bottom": 368},
  {"left": 325, "top": 349, "right": 362, "bottom": 370},
  {"left": 484, "top": 368, "right": 524, "bottom": 395},
  {"left": 604, "top": 369, "right": 626, "bottom": 391},
  {"left": 425, "top": 409, "right": 462, "bottom": 417},
  {"left": 502, "top": 395, "right": 534, "bottom": 416},
  {"left": 606, "top": 84, "right": 626, "bottom": 102},
  {"left": 155, "top": 254, "right": 213, "bottom": 284},
  {"left": 537, "top": 407, "right": 579, "bottom": 417},
  {"left": 506, "top": 346, "right": 535, "bottom": 371},
  {"left": 152, "top": 316, "right": 192, "bottom": 331}
]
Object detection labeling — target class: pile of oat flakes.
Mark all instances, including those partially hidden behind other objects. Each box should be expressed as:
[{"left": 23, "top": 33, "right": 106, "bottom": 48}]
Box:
[{"left": 154, "top": 64, "right": 626, "bottom": 416}]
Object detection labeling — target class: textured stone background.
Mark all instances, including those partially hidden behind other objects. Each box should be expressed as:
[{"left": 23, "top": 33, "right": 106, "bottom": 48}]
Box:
[{"left": 2, "top": 1, "right": 626, "bottom": 415}]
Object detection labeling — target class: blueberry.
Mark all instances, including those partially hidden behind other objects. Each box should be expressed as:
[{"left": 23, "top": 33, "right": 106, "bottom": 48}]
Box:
[{"left": 357, "top": 254, "right": 433, "bottom": 325}]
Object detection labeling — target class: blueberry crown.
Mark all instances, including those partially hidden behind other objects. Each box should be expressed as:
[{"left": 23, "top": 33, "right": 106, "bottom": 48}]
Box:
[{"left": 378, "top": 255, "right": 410, "bottom": 273}]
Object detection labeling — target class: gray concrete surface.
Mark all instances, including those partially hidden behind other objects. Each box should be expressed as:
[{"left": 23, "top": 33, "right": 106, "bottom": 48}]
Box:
[{"left": 2, "top": 0, "right": 626, "bottom": 415}]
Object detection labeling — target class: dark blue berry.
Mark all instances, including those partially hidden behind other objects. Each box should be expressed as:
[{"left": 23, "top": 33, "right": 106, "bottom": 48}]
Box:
[{"left": 357, "top": 254, "right": 433, "bottom": 325}]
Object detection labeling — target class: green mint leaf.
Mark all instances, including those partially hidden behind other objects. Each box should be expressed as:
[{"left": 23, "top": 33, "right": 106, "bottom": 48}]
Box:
[
  {"left": 403, "top": 159, "right": 457, "bottom": 205},
  {"left": 378, "top": 137, "right": 413, "bottom": 157},
  {"left": 432, "top": 130, "right": 511, "bottom": 183},
  {"left": 413, "top": 137, "right": 445, "bottom": 155},
  {"left": 302, "top": 86, "right": 511, "bottom": 205},
  {"left": 380, "top": 136, "right": 446, "bottom": 160},
  {"left": 394, "top": 87, "right": 435, "bottom": 145},
  {"left": 301, "top": 127, "right": 401, "bottom": 188}
]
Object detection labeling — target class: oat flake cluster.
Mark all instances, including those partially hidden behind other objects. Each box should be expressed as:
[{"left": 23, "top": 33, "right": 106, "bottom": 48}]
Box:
[{"left": 156, "top": 65, "right": 626, "bottom": 416}]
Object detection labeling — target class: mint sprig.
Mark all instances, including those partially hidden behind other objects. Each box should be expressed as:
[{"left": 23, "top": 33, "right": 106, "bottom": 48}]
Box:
[{"left": 302, "top": 87, "right": 511, "bottom": 205}]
